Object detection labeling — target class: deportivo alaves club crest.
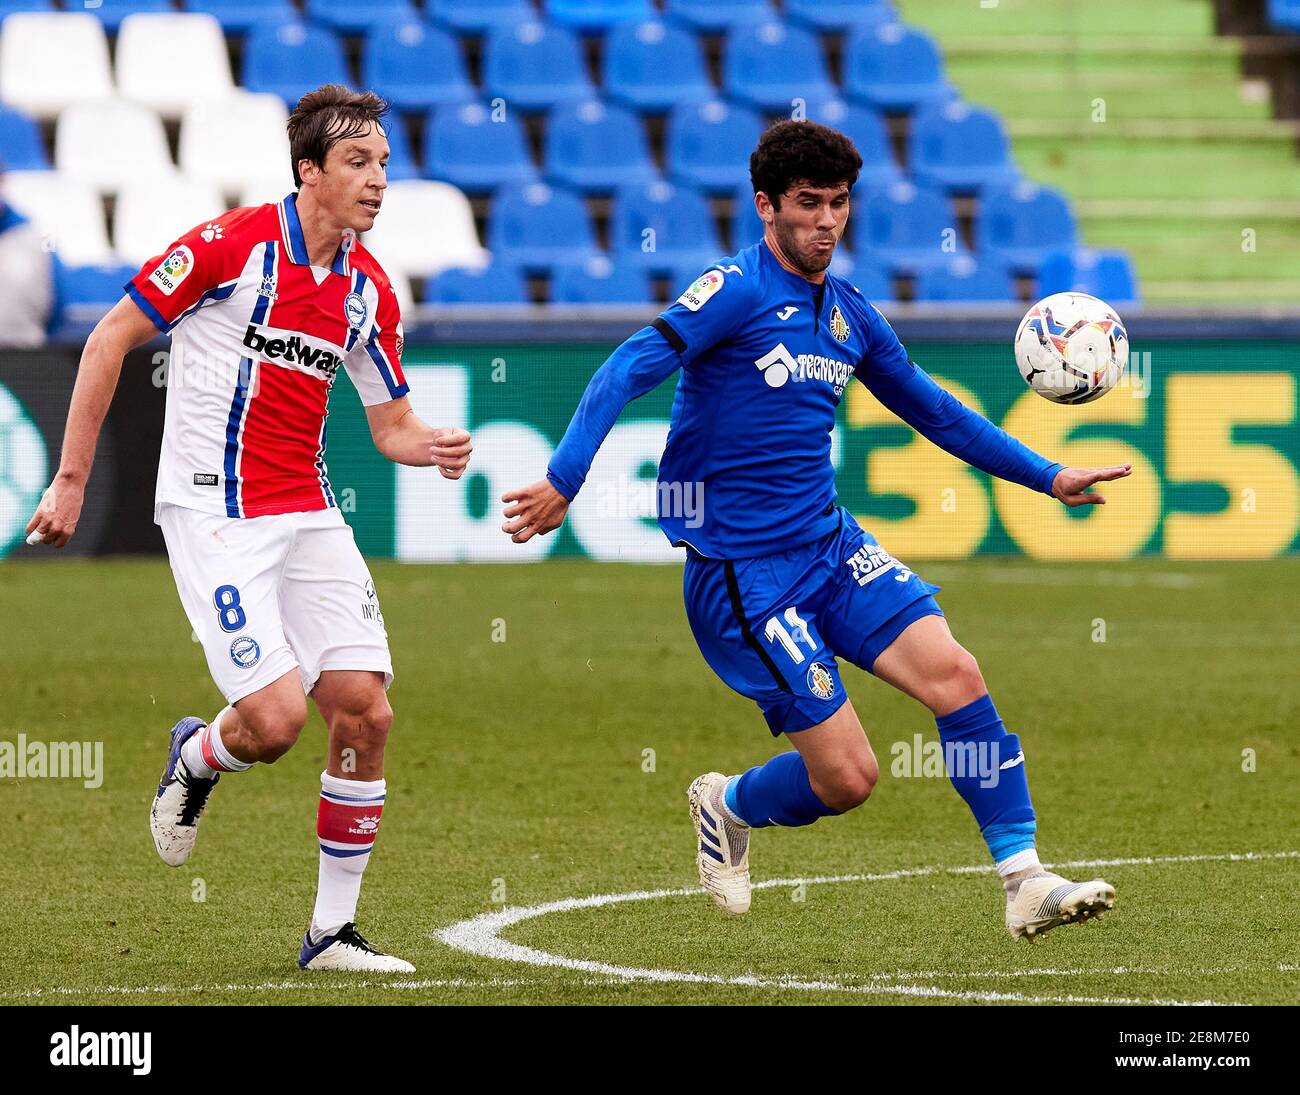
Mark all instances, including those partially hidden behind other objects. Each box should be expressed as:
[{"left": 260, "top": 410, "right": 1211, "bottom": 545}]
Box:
[{"left": 829, "top": 305, "right": 851, "bottom": 343}]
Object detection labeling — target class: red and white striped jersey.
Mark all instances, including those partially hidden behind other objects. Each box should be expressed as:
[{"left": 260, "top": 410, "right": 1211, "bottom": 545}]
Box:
[{"left": 127, "top": 193, "right": 409, "bottom": 521}]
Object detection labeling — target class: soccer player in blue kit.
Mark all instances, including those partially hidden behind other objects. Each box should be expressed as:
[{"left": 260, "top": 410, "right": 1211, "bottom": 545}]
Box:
[{"left": 502, "top": 122, "right": 1131, "bottom": 940}]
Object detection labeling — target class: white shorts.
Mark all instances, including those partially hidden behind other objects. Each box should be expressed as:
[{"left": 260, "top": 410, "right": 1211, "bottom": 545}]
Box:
[{"left": 159, "top": 503, "right": 393, "bottom": 704}]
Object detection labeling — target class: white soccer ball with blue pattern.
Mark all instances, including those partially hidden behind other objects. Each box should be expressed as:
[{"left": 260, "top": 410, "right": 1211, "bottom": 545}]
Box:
[{"left": 1014, "top": 292, "right": 1128, "bottom": 404}]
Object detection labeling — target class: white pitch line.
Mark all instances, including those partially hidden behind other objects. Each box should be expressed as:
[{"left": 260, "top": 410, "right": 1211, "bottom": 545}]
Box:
[
  {"left": 0, "top": 977, "right": 600, "bottom": 1001},
  {"left": 436, "top": 850, "right": 1299, "bottom": 1007}
]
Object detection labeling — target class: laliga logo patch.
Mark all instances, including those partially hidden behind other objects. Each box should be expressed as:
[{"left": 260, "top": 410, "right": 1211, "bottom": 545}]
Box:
[
  {"left": 148, "top": 244, "right": 193, "bottom": 296},
  {"left": 229, "top": 636, "right": 261, "bottom": 670},
  {"left": 807, "top": 662, "right": 835, "bottom": 700},
  {"left": 829, "top": 305, "right": 851, "bottom": 343},
  {"left": 345, "top": 291, "right": 368, "bottom": 331},
  {"left": 677, "top": 269, "right": 724, "bottom": 312}
]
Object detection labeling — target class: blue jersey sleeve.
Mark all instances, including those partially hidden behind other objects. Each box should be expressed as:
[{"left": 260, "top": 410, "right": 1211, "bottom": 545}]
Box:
[
  {"left": 855, "top": 305, "right": 1063, "bottom": 496},
  {"left": 546, "top": 325, "right": 682, "bottom": 501},
  {"left": 654, "top": 264, "right": 753, "bottom": 367}
]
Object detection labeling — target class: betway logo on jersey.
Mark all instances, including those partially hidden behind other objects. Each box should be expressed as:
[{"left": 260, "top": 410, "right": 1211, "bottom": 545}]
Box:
[
  {"left": 242, "top": 324, "right": 345, "bottom": 378},
  {"left": 754, "top": 343, "right": 854, "bottom": 394}
]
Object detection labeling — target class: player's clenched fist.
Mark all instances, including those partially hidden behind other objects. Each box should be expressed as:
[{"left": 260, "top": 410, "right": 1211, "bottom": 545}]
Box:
[
  {"left": 501, "top": 479, "right": 570, "bottom": 543},
  {"left": 24, "top": 477, "right": 85, "bottom": 549},
  {"left": 431, "top": 427, "right": 472, "bottom": 479}
]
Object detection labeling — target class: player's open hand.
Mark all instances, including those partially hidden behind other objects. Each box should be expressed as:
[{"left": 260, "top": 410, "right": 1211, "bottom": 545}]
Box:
[
  {"left": 431, "top": 427, "right": 472, "bottom": 479},
  {"left": 24, "top": 476, "right": 85, "bottom": 548},
  {"left": 1052, "top": 464, "right": 1132, "bottom": 507},
  {"left": 501, "top": 479, "right": 570, "bottom": 543}
]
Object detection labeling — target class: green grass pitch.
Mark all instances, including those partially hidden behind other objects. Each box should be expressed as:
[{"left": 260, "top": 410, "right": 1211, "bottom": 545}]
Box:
[{"left": 0, "top": 558, "right": 1296, "bottom": 1005}]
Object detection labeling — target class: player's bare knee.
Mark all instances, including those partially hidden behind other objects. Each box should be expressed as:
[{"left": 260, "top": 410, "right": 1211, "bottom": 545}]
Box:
[
  {"left": 821, "top": 756, "right": 877, "bottom": 811},
  {"left": 950, "top": 649, "right": 987, "bottom": 705},
  {"left": 241, "top": 695, "right": 308, "bottom": 763},
  {"left": 328, "top": 693, "right": 392, "bottom": 751}
]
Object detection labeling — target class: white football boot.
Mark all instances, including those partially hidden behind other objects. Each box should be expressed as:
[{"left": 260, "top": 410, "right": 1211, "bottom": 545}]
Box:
[
  {"left": 298, "top": 923, "right": 415, "bottom": 973},
  {"left": 150, "top": 716, "right": 220, "bottom": 867},
  {"left": 1005, "top": 871, "right": 1116, "bottom": 941},
  {"left": 688, "top": 772, "right": 752, "bottom": 914}
]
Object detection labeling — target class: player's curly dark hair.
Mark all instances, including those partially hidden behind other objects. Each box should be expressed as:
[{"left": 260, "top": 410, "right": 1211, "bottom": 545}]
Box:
[
  {"left": 749, "top": 120, "right": 863, "bottom": 208},
  {"left": 287, "top": 84, "right": 390, "bottom": 188}
]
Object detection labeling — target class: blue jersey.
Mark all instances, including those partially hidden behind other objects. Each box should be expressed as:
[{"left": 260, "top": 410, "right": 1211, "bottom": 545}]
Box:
[{"left": 548, "top": 241, "right": 1063, "bottom": 560}]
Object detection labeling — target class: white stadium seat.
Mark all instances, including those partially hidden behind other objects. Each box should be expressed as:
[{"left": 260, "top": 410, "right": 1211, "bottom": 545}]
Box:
[
  {"left": 114, "top": 177, "right": 227, "bottom": 266},
  {"left": 237, "top": 179, "right": 297, "bottom": 210},
  {"left": 0, "top": 13, "right": 114, "bottom": 120},
  {"left": 180, "top": 93, "right": 292, "bottom": 197},
  {"left": 2, "top": 171, "right": 113, "bottom": 265},
  {"left": 56, "top": 100, "right": 177, "bottom": 195},
  {"left": 361, "top": 180, "right": 487, "bottom": 279},
  {"left": 116, "top": 13, "right": 234, "bottom": 120}
]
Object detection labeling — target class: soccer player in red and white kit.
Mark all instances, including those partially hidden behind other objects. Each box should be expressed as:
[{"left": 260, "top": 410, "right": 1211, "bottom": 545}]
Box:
[{"left": 24, "top": 86, "right": 470, "bottom": 972}]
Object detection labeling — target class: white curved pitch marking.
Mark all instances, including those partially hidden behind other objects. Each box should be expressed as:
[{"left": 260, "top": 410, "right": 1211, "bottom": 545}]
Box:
[{"left": 436, "top": 851, "right": 1298, "bottom": 1006}]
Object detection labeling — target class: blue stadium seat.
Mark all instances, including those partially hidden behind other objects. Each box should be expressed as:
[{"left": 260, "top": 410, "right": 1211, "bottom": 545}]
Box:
[
  {"left": 243, "top": 21, "right": 349, "bottom": 109},
  {"left": 362, "top": 18, "right": 474, "bottom": 114},
  {"left": 483, "top": 21, "right": 592, "bottom": 112},
  {"left": 785, "top": 0, "right": 895, "bottom": 32},
  {"left": 426, "top": 263, "right": 529, "bottom": 305},
  {"left": 664, "top": 0, "right": 774, "bottom": 33},
  {"left": 552, "top": 256, "right": 653, "bottom": 304},
  {"left": 844, "top": 22, "right": 951, "bottom": 113},
  {"left": 975, "top": 181, "right": 1077, "bottom": 276},
  {"left": 0, "top": 2, "right": 55, "bottom": 16},
  {"left": 545, "top": 0, "right": 655, "bottom": 33},
  {"left": 611, "top": 180, "right": 721, "bottom": 274},
  {"left": 545, "top": 100, "right": 656, "bottom": 195},
  {"left": 1268, "top": 0, "right": 1300, "bottom": 31},
  {"left": 182, "top": 0, "right": 296, "bottom": 35},
  {"left": 667, "top": 99, "right": 764, "bottom": 193},
  {"left": 488, "top": 182, "right": 599, "bottom": 273},
  {"left": 908, "top": 100, "right": 1018, "bottom": 194},
  {"left": 731, "top": 183, "right": 763, "bottom": 249},
  {"left": 305, "top": 0, "right": 416, "bottom": 36},
  {"left": 604, "top": 20, "right": 713, "bottom": 114},
  {"left": 423, "top": 102, "right": 538, "bottom": 193},
  {"left": 724, "top": 20, "right": 834, "bottom": 112},
  {"left": 380, "top": 115, "right": 420, "bottom": 181},
  {"left": 0, "top": 105, "right": 48, "bottom": 170},
  {"left": 1038, "top": 249, "right": 1140, "bottom": 305},
  {"left": 827, "top": 250, "right": 895, "bottom": 302},
  {"left": 857, "top": 181, "right": 963, "bottom": 274},
  {"left": 80, "top": 0, "right": 173, "bottom": 33},
  {"left": 51, "top": 261, "right": 135, "bottom": 340},
  {"left": 914, "top": 255, "right": 1014, "bottom": 303},
  {"left": 428, "top": 0, "right": 536, "bottom": 34},
  {"left": 805, "top": 98, "right": 901, "bottom": 190}
]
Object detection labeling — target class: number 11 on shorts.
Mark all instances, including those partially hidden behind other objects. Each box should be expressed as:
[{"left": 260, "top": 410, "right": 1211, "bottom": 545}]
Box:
[{"left": 764, "top": 606, "right": 816, "bottom": 664}]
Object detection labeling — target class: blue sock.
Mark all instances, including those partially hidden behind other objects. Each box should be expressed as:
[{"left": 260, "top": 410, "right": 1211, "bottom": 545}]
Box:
[
  {"left": 935, "top": 694, "right": 1037, "bottom": 861},
  {"left": 724, "top": 751, "right": 840, "bottom": 829}
]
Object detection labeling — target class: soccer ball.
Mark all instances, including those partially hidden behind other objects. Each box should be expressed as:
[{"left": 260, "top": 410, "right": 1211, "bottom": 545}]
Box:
[{"left": 1014, "top": 293, "right": 1128, "bottom": 404}]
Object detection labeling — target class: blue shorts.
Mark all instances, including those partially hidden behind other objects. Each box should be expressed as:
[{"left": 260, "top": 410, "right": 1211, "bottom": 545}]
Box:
[{"left": 682, "top": 507, "right": 943, "bottom": 736}]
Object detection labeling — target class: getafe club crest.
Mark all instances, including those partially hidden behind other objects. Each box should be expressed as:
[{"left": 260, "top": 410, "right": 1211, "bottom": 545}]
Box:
[
  {"left": 345, "top": 292, "right": 368, "bottom": 331},
  {"left": 807, "top": 662, "right": 835, "bottom": 699},
  {"left": 829, "top": 304, "right": 851, "bottom": 343}
]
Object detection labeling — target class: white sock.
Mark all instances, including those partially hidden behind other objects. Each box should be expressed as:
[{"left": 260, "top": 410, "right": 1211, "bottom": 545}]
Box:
[
  {"left": 311, "top": 771, "right": 386, "bottom": 943},
  {"left": 997, "top": 848, "right": 1044, "bottom": 895},
  {"left": 181, "top": 707, "right": 252, "bottom": 777}
]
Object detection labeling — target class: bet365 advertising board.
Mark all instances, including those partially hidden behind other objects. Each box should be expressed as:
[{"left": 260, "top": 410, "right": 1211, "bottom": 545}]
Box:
[{"left": 1, "top": 339, "right": 1297, "bottom": 560}]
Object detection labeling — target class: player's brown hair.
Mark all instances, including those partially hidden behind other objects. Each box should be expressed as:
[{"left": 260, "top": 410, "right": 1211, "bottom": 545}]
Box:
[
  {"left": 749, "top": 120, "right": 862, "bottom": 209},
  {"left": 286, "top": 84, "right": 390, "bottom": 189}
]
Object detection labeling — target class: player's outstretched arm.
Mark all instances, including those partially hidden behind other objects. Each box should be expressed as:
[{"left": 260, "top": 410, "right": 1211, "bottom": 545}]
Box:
[
  {"left": 858, "top": 307, "right": 1132, "bottom": 508},
  {"left": 364, "top": 396, "right": 472, "bottom": 478},
  {"left": 500, "top": 324, "right": 682, "bottom": 543},
  {"left": 25, "top": 296, "right": 159, "bottom": 548}
]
